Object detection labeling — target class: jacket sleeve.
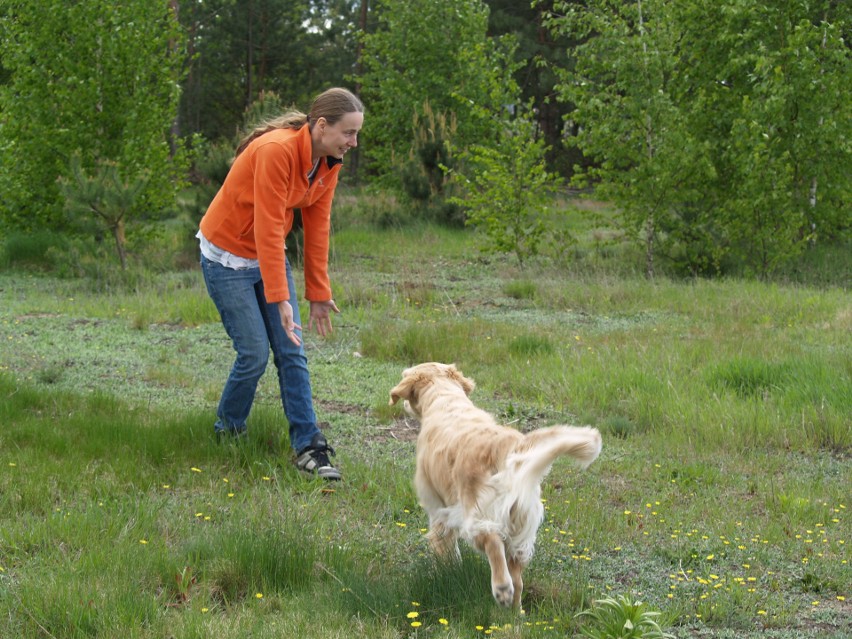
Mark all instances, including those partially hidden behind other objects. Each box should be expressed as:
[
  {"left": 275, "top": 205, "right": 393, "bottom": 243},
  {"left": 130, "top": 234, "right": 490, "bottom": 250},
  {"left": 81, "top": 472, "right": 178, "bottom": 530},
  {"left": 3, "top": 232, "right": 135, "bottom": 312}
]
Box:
[
  {"left": 301, "top": 173, "right": 337, "bottom": 301},
  {"left": 252, "top": 141, "right": 294, "bottom": 303}
]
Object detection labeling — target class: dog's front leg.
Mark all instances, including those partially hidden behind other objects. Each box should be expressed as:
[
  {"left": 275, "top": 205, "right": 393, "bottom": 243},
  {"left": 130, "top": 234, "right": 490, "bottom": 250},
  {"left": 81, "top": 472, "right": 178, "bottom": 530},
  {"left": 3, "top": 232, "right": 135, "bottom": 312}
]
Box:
[
  {"left": 474, "top": 532, "right": 513, "bottom": 607},
  {"left": 507, "top": 555, "right": 525, "bottom": 609}
]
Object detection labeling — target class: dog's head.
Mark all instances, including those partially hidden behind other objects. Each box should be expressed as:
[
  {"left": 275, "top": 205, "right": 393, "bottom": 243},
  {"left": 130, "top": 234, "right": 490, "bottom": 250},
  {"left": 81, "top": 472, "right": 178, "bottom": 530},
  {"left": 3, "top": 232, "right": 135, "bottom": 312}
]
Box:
[{"left": 388, "top": 362, "right": 475, "bottom": 417}]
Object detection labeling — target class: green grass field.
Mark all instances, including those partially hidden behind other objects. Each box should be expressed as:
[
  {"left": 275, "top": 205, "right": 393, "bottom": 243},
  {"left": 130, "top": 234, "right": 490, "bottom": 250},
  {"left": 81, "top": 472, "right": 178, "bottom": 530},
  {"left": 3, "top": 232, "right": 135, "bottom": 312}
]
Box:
[{"left": 0, "top": 206, "right": 849, "bottom": 638}]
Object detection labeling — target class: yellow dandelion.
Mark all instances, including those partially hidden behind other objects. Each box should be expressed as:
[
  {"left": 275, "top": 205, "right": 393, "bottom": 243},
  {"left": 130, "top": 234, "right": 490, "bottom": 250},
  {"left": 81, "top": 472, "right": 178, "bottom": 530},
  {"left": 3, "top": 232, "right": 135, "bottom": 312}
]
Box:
[
  {"left": 439, "top": 618, "right": 449, "bottom": 625},
  {"left": 407, "top": 612, "right": 419, "bottom": 619},
  {"left": 191, "top": 467, "right": 202, "bottom": 473},
  {"left": 255, "top": 593, "right": 263, "bottom": 599},
  {"left": 411, "top": 621, "right": 422, "bottom": 628},
  {"left": 837, "top": 596, "right": 845, "bottom": 601},
  {"left": 757, "top": 610, "right": 767, "bottom": 616},
  {"left": 201, "top": 607, "right": 209, "bottom": 613},
  {"left": 139, "top": 539, "right": 148, "bottom": 544}
]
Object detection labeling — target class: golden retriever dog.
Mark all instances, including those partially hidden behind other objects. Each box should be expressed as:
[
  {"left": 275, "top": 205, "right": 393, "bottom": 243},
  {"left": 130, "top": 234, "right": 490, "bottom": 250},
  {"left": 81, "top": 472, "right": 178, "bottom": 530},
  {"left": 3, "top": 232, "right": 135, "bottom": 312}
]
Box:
[{"left": 389, "top": 362, "right": 602, "bottom": 608}]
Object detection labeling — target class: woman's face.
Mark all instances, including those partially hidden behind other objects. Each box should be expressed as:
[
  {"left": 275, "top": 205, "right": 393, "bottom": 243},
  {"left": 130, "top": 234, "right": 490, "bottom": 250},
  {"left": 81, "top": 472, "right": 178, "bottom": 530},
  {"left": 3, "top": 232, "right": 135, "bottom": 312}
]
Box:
[{"left": 313, "top": 111, "right": 363, "bottom": 160}]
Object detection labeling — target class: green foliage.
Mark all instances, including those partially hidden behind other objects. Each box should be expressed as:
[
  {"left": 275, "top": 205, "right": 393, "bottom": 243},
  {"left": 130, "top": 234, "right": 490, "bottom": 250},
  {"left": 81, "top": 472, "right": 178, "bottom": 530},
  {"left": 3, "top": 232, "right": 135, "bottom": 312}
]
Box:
[
  {"left": 503, "top": 279, "right": 537, "bottom": 300},
  {"left": 358, "top": 0, "right": 522, "bottom": 187},
  {"left": 0, "top": 231, "right": 68, "bottom": 271},
  {"left": 576, "top": 595, "right": 674, "bottom": 639},
  {"left": 59, "top": 155, "right": 149, "bottom": 270},
  {"left": 175, "top": 0, "right": 358, "bottom": 142},
  {"left": 399, "top": 103, "right": 465, "bottom": 226},
  {"left": 545, "top": 0, "right": 852, "bottom": 278},
  {"left": 452, "top": 105, "right": 563, "bottom": 265},
  {"left": 0, "top": 0, "right": 188, "bottom": 233}
]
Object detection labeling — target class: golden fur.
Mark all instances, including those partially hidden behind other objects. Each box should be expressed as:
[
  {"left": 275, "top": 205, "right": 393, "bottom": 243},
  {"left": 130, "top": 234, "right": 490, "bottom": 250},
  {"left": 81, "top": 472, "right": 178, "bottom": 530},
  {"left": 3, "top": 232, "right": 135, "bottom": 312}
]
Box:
[{"left": 389, "top": 362, "right": 602, "bottom": 608}]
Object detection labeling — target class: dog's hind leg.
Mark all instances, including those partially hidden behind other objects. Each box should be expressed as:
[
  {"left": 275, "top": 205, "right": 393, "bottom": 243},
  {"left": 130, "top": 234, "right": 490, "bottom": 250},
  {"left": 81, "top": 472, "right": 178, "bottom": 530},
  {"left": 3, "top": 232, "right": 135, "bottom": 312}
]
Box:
[
  {"left": 474, "top": 532, "right": 513, "bottom": 607},
  {"left": 426, "top": 520, "right": 460, "bottom": 560}
]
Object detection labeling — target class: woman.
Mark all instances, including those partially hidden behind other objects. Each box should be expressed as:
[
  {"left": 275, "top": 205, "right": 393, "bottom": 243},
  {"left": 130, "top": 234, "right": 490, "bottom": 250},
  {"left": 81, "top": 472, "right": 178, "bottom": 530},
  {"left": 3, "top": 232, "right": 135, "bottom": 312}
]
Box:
[{"left": 197, "top": 87, "right": 363, "bottom": 480}]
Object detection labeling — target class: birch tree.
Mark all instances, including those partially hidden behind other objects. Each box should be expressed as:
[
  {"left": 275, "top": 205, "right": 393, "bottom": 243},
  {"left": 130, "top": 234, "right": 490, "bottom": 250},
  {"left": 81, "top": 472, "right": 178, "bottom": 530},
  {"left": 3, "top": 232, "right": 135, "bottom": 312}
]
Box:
[{"left": 544, "top": 0, "right": 850, "bottom": 277}]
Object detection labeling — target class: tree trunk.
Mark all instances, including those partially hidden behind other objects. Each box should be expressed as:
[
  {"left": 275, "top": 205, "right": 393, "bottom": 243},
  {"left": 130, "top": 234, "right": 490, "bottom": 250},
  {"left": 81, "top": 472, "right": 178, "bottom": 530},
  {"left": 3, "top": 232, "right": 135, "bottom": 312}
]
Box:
[
  {"left": 245, "top": 0, "right": 254, "bottom": 108},
  {"left": 644, "top": 216, "right": 655, "bottom": 279},
  {"left": 112, "top": 217, "right": 127, "bottom": 270},
  {"left": 348, "top": 0, "right": 369, "bottom": 180}
]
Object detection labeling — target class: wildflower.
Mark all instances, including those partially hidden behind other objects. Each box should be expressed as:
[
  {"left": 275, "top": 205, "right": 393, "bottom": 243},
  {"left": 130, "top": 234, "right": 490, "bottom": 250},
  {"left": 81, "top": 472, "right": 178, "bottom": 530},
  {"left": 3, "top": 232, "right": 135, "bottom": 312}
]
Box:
[
  {"left": 191, "top": 467, "right": 202, "bottom": 473},
  {"left": 139, "top": 539, "right": 148, "bottom": 544},
  {"left": 255, "top": 593, "right": 263, "bottom": 599},
  {"left": 407, "top": 612, "right": 419, "bottom": 619},
  {"left": 757, "top": 610, "right": 767, "bottom": 615},
  {"left": 411, "top": 621, "right": 422, "bottom": 628},
  {"left": 439, "top": 618, "right": 449, "bottom": 625},
  {"left": 201, "top": 607, "right": 209, "bottom": 613}
]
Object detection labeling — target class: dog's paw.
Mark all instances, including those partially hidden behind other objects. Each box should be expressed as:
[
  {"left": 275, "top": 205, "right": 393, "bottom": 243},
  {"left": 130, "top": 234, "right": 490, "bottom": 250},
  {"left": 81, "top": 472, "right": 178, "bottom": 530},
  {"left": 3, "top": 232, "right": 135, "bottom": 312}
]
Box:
[{"left": 493, "top": 582, "right": 514, "bottom": 607}]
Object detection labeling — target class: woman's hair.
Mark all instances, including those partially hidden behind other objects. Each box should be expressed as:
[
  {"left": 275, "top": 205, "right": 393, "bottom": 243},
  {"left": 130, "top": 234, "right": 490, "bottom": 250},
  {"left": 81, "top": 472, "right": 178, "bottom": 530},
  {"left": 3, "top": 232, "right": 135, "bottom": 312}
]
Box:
[{"left": 235, "top": 87, "right": 364, "bottom": 157}]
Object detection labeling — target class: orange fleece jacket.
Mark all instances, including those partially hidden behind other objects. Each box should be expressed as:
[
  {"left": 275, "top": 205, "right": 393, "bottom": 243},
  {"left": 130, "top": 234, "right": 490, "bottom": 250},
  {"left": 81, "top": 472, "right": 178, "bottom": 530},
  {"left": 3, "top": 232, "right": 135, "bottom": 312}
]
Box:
[{"left": 199, "top": 125, "right": 341, "bottom": 304}]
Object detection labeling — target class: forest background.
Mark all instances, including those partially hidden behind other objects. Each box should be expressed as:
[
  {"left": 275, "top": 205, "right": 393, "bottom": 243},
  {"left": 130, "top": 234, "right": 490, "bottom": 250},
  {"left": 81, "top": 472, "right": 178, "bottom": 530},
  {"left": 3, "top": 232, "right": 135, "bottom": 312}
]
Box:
[{"left": 0, "top": 0, "right": 848, "bottom": 279}]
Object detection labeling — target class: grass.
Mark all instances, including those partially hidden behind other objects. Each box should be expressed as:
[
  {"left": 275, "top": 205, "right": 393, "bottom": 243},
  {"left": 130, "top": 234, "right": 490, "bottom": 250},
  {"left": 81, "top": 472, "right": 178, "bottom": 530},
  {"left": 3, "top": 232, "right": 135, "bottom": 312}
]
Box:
[{"left": 0, "top": 202, "right": 849, "bottom": 638}]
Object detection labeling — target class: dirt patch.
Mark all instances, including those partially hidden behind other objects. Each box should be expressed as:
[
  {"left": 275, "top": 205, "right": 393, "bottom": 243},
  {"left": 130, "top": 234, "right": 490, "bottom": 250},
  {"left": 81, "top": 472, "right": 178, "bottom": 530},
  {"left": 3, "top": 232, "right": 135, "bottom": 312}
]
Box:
[
  {"left": 315, "top": 398, "right": 367, "bottom": 416},
  {"left": 366, "top": 416, "right": 420, "bottom": 444}
]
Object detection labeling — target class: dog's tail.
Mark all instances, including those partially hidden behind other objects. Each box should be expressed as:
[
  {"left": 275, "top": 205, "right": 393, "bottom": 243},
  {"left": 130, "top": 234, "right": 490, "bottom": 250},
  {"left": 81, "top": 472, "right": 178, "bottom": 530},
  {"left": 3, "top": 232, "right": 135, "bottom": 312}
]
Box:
[{"left": 507, "top": 426, "right": 602, "bottom": 485}]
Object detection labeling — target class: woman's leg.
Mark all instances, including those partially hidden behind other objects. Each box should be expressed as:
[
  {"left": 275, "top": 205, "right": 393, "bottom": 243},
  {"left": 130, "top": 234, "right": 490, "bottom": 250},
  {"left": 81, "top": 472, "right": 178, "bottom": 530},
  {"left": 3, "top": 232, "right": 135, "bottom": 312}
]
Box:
[
  {"left": 258, "top": 257, "right": 323, "bottom": 453},
  {"left": 201, "top": 255, "right": 270, "bottom": 435}
]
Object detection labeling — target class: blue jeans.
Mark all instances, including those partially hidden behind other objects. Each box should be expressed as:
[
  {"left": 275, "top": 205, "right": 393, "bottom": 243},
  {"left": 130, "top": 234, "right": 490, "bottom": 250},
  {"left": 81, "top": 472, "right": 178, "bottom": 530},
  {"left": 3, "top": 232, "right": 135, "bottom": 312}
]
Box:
[{"left": 200, "top": 254, "right": 321, "bottom": 452}]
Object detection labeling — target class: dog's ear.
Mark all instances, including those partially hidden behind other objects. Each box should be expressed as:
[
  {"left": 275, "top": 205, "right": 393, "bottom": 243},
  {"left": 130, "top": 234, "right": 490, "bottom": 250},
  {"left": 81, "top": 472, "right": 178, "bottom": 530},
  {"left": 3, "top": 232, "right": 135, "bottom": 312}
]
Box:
[
  {"left": 446, "top": 364, "right": 475, "bottom": 396},
  {"left": 389, "top": 374, "right": 418, "bottom": 405}
]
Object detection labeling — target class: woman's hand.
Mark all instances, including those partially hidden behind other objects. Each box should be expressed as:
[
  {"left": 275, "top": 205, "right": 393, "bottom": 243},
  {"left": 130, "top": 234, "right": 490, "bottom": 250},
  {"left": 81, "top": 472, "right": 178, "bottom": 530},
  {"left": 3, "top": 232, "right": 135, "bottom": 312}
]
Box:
[
  {"left": 277, "top": 300, "right": 302, "bottom": 346},
  {"left": 308, "top": 299, "right": 341, "bottom": 337}
]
